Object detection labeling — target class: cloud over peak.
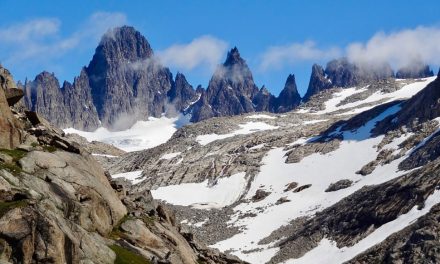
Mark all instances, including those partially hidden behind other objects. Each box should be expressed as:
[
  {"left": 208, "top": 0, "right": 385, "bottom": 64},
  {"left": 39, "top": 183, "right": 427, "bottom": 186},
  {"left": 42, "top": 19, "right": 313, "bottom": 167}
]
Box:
[
  {"left": 259, "top": 25, "right": 440, "bottom": 72},
  {"left": 259, "top": 41, "right": 342, "bottom": 71},
  {"left": 346, "top": 26, "right": 440, "bottom": 69},
  {"left": 157, "top": 36, "right": 228, "bottom": 71}
]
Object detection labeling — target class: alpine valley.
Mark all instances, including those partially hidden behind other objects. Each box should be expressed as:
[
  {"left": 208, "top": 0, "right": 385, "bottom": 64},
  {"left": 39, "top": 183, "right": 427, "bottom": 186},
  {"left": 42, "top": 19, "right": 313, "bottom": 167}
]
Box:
[{"left": 1, "top": 23, "right": 440, "bottom": 264}]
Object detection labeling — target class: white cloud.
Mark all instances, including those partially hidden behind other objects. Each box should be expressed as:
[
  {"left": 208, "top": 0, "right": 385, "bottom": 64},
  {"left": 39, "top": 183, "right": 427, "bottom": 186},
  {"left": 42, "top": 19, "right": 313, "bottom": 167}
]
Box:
[
  {"left": 0, "top": 12, "right": 127, "bottom": 64},
  {"left": 259, "top": 26, "right": 440, "bottom": 72},
  {"left": 0, "top": 18, "right": 61, "bottom": 43},
  {"left": 259, "top": 41, "right": 342, "bottom": 71},
  {"left": 157, "top": 36, "right": 228, "bottom": 71},
  {"left": 347, "top": 26, "right": 440, "bottom": 68}
]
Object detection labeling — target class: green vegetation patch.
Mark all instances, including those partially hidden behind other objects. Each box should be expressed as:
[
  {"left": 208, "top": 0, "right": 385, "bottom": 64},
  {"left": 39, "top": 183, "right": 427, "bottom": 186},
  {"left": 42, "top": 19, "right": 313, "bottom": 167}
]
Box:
[
  {"left": 0, "top": 200, "right": 27, "bottom": 218},
  {"left": 0, "top": 162, "right": 22, "bottom": 175},
  {"left": 109, "top": 215, "right": 133, "bottom": 239},
  {"left": 141, "top": 215, "right": 156, "bottom": 226},
  {"left": 42, "top": 145, "right": 57, "bottom": 153},
  {"left": 0, "top": 148, "right": 26, "bottom": 174},
  {"left": 0, "top": 149, "right": 27, "bottom": 161},
  {"left": 109, "top": 244, "right": 151, "bottom": 264}
]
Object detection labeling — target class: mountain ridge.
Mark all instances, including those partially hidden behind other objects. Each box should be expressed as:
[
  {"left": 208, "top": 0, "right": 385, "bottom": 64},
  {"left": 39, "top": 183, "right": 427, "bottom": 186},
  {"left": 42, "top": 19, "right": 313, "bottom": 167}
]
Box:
[{"left": 21, "top": 25, "right": 436, "bottom": 130}]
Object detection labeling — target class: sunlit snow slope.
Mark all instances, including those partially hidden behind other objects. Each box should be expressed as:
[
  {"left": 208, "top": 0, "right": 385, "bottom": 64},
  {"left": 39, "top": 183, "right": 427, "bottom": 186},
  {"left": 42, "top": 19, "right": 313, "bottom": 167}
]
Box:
[
  {"left": 146, "top": 77, "right": 440, "bottom": 263},
  {"left": 64, "top": 115, "right": 190, "bottom": 152}
]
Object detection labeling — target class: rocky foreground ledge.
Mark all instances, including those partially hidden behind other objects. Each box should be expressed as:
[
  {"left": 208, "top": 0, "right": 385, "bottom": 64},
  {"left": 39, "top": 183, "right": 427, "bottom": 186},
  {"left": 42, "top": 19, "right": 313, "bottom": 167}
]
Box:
[{"left": 0, "top": 65, "right": 246, "bottom": 264}]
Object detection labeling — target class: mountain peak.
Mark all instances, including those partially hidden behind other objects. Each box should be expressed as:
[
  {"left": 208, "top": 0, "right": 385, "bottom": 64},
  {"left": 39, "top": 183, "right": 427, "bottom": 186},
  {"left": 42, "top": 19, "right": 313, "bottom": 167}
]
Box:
[
  {"left": 224, "top": 47, "right": 244, "bottom": 66},
  {"left": 96, "top": 25, "right": 153, "bottom": 61},
  {"left": 285, "top": 74, "right": 296, "bottom": 85}
]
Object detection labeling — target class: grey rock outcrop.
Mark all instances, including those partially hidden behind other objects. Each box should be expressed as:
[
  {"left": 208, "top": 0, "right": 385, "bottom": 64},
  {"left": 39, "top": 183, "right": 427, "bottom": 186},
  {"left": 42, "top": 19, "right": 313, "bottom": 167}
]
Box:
[
  {"left": 61, "top": 69, "right": 100, "bottom": 130},
  {"left": 168, "top": 72, "right": 200, "bottom": 113},
  {"left": 23, "top": 71, "right": 100, "bottom": 131},
  {"left": 253, "top": 86, "right": 276, "bottom": 112},
  {"left": 303, "top": 64, "right": 332, "bottom": 101},
  {"left": 325, "top": 58, "right": 394, "bottom": 88},
  {"left": 23, "top": 72, "right": 68, "bottom": 127}
]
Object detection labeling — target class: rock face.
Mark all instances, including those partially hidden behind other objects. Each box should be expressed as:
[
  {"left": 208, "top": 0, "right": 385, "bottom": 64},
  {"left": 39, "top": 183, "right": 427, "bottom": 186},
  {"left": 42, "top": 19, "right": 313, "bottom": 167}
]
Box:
[
  {"left": 168, "top": 72, "right": 200, "bottom": 113},
  {"left": 304, "top": 58, "right": 394, "bottom": 100},
  {"left": 396, "top": 61, "right": 434, "bottom": 79},
  {"left": 62, "top": 69, "right": 101, "bottom": 130},
  {"left": 23, "top": 71, "right": 100, "bottom": 131},
  {"left": 303, "top": 64, "right": 332, "bottom": 101},
  {"left": 325, "top": 58, "right": 394, "bottom": 87},
  {"left": 253, "top": 86, "right": 276, "bottom": 112},
  {"left": 86, "top": 26, "right": 174, "bottom": 129}
]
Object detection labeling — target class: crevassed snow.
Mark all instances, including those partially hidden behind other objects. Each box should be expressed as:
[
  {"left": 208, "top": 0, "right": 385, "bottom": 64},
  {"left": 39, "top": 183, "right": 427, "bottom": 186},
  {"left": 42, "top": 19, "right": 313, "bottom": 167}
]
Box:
[
  {"left": 160, "top": 152, "right": 181, "bottom": 160},
  {"left": 111, "top": 170, "right": 143, "bottom": 184},
  {"left": 246, "top": 114, "right": 277, "bottom": 119},
  {"left": 211, "top": 105, "right": 412, "bottom": 263},
  {"left": 286, "top": 189, "right": 440, "bottom": 264},
  {"left": 196, "top": 122, "right": 278, "bottom": 146},
  {"left": 151, "top": 172, "right": 247, "bottom": 209},
  {"left": 64, "top": 114, "right": 190, "bottom": 152}
]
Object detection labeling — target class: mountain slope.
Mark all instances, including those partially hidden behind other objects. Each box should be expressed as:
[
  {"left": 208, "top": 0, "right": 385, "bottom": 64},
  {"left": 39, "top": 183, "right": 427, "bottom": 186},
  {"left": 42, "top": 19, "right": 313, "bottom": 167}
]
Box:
[{"left": 106, "top": 74, "right": 440, "bottom": 263}]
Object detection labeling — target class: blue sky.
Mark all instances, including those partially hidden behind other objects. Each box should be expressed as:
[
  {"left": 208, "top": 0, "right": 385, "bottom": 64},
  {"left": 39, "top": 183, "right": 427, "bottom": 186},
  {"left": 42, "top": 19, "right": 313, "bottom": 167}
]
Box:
[{"left": 1, "top": 1, "right": 439, "bottom": 96}]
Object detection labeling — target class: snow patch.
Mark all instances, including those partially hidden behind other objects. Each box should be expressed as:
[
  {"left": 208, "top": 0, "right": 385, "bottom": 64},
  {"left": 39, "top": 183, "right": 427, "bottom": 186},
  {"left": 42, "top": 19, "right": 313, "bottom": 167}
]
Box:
[
  {"left": 311, "top": 77, "right": 436, "bottom": 115},
  {"left": 151, "top": 172, "right": 247, "bottom": 208},
  {"left": 303, "top": 119, "right": 327, "bottom": 125},
  {"left": 246, "top": 114, "right": 277, "bottom": 119},
  {"left": 111, "top": 170, "right": 143, "bottom": 184},
  {"left": 64, "top": 114, "right": 190, "bottom": 152},
  {"left": 197, "top": 122, "right": 278, "bottom": 146},
  {"left": 160, "top": 152, "right": 182, "bottom": 160},
  {"left": 92, "top": 153, "right": 119, "bottom": 158}
]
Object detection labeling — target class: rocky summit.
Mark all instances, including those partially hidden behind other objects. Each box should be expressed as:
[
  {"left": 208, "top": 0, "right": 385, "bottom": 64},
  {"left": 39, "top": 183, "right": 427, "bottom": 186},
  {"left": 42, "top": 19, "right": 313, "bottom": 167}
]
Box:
[{"left": 190, "top": 48, "right": 303, "bottom": 122}]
